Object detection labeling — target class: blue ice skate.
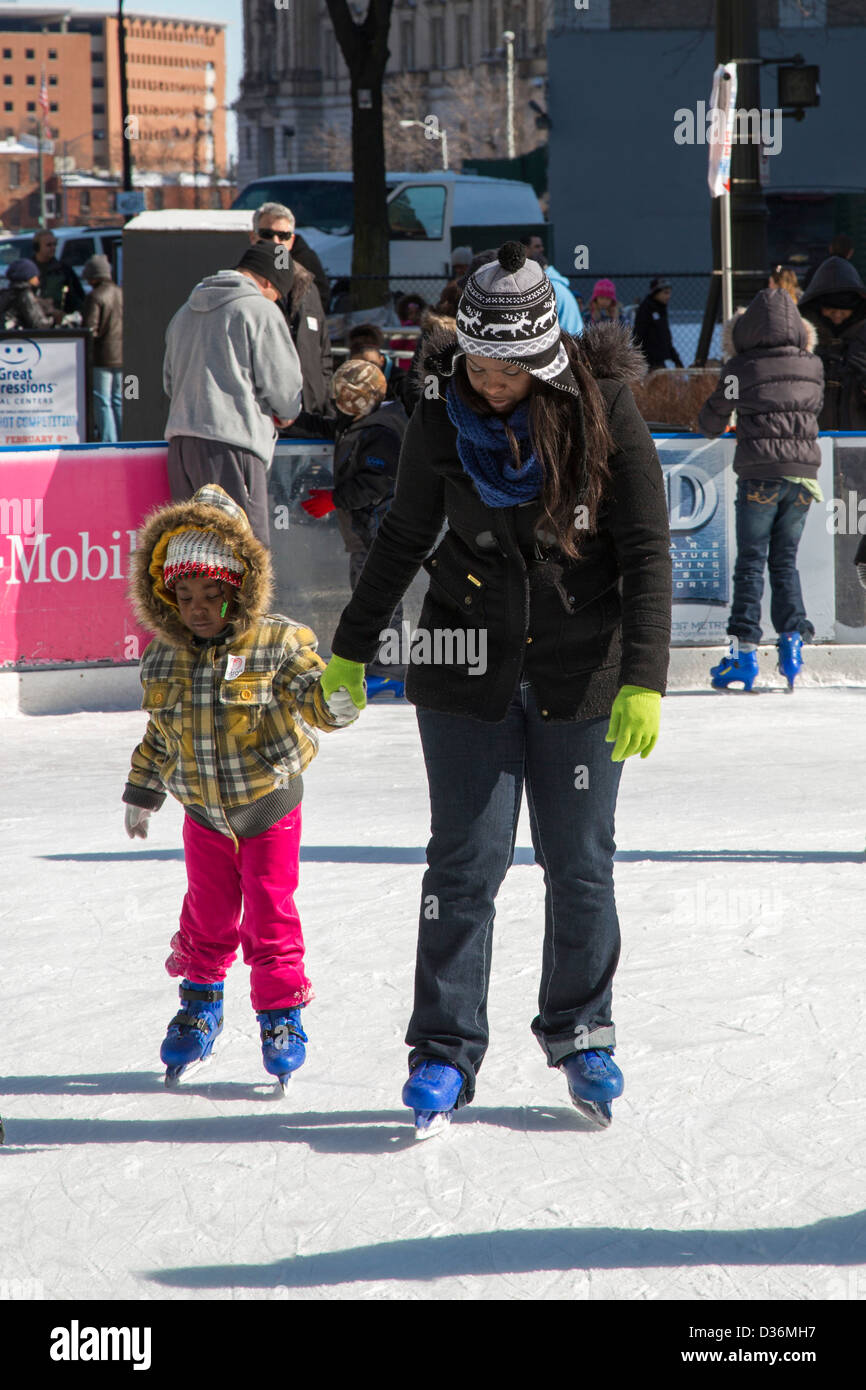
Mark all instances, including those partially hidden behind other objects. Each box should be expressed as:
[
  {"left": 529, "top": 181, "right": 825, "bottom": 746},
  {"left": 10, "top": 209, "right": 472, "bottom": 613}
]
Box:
[
  {"left": 560, "top": 1048, "right": 623, "bottom": 1128},
  {"left": 710, "top": 647, "right": 758, "bottom": 691},
  {"left": 161, "top": 980, "right": 224, "bottom": 1085},
  {"left": 256, "top": 1006, "right": 308, "bottom": 1093},
  {"left": 777, "top": 632, "right": 803, "bottom": 690},
  {"left": 365, "top": 675, "right": 406, "bottom": 701},
  {"left": 402, "top": 1060, "right": 464, "bottom": 1139}
]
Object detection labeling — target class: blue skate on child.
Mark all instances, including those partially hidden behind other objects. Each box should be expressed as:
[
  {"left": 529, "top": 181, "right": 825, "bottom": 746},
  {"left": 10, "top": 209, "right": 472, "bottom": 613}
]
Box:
[
  {"left": 161, "top": 979, "right": 224, "bottom": 1085},
  {"left": 402, "top": 1060, "right": 464, "bottom": 1139},
  {"left": 256, "top": 1007, "right": 308, "bottom": 1093},
  {"left": 365, "top": 675, "right": 406, "bottom": 700},
  {"left": 560, "top": 1048, "right": 624, "bottom": 1128}
]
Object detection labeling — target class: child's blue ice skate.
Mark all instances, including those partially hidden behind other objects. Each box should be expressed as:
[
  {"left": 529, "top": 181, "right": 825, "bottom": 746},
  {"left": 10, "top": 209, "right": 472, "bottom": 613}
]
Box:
[
  {"left": 560, "top": 1048, "right": 623, "bottom": 1128},
  {"left": 402, "top": 1060, "right": 463, "bottom": 1140},
  {"left": 777, "top": 632, "right": 803, "bottom": 690},
  {"left": 160, "top": 980, "right": 224, "bottom": 1086},
  {"left": 256, "top": 1006, "right": 308, "bottom": 1093},
  {"left": 710, "top": 646, "right": 758, "bottom": 691},
  {"left": 365, "top": 675, "right": 406, "bottom": 700}
]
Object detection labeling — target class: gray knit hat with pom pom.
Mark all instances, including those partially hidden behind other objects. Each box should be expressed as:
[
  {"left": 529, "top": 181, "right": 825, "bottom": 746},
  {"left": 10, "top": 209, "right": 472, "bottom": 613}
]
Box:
[{"left": 455, "top": 240, "right": 580, "bottom": 397}]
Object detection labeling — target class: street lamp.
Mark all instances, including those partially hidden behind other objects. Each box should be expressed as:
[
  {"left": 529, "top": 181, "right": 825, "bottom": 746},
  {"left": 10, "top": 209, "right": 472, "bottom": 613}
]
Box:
[
  {"left": 503, "top": 30, "right": 515, "bottom": 159},
  {"left": 399, "top": 118, "right": 449, "bottom": 170}
]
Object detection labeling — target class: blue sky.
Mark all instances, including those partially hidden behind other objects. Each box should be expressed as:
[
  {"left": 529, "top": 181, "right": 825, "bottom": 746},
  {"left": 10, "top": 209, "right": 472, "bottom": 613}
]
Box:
[{"left": 86, "top": 0, "right": 244, "bottom": 159}]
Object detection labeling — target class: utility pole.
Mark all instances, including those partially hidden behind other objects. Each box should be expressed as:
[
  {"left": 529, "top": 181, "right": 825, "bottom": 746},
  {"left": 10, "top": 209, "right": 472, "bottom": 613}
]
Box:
[
  {"left": 696, "top": 0, "right": 769, "bottom": 364},
  {"left": 117, "top": 0, "right": 133, "bottom": 190}
]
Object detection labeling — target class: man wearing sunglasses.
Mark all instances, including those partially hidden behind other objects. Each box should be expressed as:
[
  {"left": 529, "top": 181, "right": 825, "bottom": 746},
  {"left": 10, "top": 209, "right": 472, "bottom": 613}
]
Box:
[{"left": 250, "top": 203, "right": 334, "bottom": 428}]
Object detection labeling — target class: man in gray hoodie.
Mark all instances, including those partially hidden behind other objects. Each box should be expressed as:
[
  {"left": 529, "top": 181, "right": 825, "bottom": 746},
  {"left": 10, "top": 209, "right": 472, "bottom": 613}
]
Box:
[{"left": 163, "top": 242, "right": 303, "bottom": 545}]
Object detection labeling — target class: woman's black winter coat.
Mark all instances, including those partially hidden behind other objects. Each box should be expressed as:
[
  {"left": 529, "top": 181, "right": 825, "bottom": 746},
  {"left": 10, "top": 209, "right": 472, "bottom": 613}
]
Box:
[{"left": 332, "top": 322, "right": 672, "bottom": 723}]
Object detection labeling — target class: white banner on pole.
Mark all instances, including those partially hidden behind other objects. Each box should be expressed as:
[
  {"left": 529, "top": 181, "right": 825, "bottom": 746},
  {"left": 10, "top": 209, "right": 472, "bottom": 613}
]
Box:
[{"left": 707, "top": 62, "right": 738, "bottom": 198}]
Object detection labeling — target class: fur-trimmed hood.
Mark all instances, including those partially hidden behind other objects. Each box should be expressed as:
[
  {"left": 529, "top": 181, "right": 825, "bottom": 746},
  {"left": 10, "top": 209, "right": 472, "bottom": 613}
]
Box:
[
  {"left": 129, "top": 484, "right": 273, "bottom": 650},
  {"left": 721, "top": 291, "right": 817, "bottom": 361},
  {"left": 412, "top": 317, "right": 647, "bottom": 396}
]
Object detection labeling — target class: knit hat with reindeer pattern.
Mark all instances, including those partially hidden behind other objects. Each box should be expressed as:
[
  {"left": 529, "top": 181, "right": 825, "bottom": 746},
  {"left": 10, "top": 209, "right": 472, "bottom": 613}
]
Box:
[{"left": 455, "top": 240, "right": 580, "bottom": 398}]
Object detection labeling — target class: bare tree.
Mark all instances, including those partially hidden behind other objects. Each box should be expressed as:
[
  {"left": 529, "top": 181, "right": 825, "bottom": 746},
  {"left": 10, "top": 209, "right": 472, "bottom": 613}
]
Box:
[{"left": 324, "top": 0, "right": 394, "bottom": 309}]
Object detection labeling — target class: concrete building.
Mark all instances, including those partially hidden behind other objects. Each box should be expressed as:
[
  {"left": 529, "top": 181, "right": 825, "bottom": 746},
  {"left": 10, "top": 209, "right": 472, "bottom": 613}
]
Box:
[
  {"left": 0, "top": 7, "right": 227, "bottom": 181},
  {"left": 546, "top": 0, "right": 866, "bottom": 279},
  {"left": 237, "top": 0, "right": 550, "bottom": 185},
  {"left": 0, "top": 135, "right": 55, "bottom": 230}
]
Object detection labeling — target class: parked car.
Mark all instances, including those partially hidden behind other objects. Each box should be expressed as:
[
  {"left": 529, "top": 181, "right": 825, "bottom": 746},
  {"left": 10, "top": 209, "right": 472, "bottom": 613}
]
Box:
[
  {"left": 232, "top": 171, "right": 547, "bottom": 296},
  {"left": 0, "top": 225, "right": 123, "bottom": 290}
]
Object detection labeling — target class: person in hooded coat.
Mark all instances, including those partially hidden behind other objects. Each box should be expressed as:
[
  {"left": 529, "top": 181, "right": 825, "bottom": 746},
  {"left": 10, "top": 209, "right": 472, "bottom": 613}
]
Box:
[
  {"left": 314, "top": 241, "right": 672, "bottom": 1131},
  {"left": 698, "top": 287, "right": 824, "bottom": 689},
  {"left": 798, "top": 256, "right": 866, "bottom": 431}
]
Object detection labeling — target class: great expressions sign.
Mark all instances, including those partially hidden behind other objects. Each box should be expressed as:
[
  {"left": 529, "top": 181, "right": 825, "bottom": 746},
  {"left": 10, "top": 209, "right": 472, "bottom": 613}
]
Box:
[{"left": 0, "top": 333, "right": 89, "bottom": 446}]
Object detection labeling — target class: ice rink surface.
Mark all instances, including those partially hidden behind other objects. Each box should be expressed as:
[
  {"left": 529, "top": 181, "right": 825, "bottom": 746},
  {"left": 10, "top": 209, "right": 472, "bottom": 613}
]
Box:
[{"left": 2, "top": 687, "right": 865, "bottom": 1302}]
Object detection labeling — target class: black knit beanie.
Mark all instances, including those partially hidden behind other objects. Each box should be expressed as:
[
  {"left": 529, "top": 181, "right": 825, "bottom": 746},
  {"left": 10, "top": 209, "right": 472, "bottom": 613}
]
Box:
[
  {"left": 455, "top": 240, "right": 579, "bottom": 397},
  {"left": 235, "top": 242, "right": 295, "bottom": 300}
]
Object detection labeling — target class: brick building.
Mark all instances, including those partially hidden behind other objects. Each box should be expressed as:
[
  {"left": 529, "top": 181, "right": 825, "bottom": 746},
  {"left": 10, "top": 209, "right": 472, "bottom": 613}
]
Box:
[
  {"left": 0, "top": 7, "right": 227, "bottom": 182},
  {"left": 0, "top": 136, "right": 55, "bottom": 231}
]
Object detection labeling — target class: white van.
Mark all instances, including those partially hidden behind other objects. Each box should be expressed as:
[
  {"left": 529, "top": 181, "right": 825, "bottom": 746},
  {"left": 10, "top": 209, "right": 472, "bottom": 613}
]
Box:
[{"left": 231, "top": 171, "right": 546, "bottom": 280}]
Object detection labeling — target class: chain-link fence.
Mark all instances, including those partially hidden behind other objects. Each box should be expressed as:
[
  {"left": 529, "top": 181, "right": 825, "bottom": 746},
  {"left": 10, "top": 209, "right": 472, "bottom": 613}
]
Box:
[{"left": 326, "top": 272, "right": 725, "bottom": 364}]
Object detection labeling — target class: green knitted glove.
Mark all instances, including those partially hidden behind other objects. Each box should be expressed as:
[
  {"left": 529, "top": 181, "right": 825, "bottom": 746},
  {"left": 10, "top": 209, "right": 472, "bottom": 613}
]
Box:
[
  {"left": 605, "top": 685, "right": 661, "bottom": 761},
  {"left": 321, "top": 655, "right": 367, "bottom": 710}
]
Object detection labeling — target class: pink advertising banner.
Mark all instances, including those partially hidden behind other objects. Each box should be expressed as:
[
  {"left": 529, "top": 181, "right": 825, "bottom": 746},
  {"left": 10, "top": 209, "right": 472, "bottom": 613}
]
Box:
[{"left": 0, "top": 444, "right": 170, "bottom": 666}]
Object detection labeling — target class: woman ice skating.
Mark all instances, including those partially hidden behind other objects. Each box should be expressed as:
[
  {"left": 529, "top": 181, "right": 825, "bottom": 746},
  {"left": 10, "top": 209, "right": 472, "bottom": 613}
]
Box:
[
  {"left": 321, "top": 241, "right": 672, "bottom": 1135},
  {"left": 698, "top": 286, "right": 825, "bottom": 691},
  {"left": 122, "top": 484, "right": 360, "bottom": 1090}
]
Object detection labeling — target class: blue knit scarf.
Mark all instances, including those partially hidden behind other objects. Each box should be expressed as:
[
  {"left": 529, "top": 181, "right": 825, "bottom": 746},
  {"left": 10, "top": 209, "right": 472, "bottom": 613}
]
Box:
[{"left": 445, "top": 381, "right": 543, "bottom": 507}]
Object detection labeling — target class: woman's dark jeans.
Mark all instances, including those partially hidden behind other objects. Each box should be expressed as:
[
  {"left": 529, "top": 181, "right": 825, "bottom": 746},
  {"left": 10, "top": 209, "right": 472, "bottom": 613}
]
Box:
[
  {"left": 409, "top": 679, "right": 624, "bottom": 1107},
  {"left": 728, "top": 477, "right": 815, "bottom": 646}
]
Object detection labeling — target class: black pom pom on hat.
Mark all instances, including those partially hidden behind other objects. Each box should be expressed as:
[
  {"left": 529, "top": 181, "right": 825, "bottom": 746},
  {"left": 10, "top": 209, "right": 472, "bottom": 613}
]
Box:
[{"left": 497, "top": 240, "right": 526, "bottom": 273}]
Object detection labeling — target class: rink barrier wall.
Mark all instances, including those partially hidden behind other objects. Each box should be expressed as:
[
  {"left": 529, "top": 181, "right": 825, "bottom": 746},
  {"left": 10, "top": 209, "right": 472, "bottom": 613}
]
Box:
[{"left": 2, "top": 435, "right": 866, "bottom": 714}]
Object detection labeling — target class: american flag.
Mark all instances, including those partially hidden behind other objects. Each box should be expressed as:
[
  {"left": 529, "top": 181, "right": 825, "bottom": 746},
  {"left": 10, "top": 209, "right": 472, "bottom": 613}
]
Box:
[{"left": 38, "top": 66, "right": 51, "bottom": 135}]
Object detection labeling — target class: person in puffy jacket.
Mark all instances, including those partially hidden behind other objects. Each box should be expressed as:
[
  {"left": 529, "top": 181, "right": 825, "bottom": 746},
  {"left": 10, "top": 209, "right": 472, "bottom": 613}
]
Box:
[
  {"left": 698, "top": 286, "right": 824, "bottom": 690},
  {"left": 298, "top": 359, "right": 409, "bottom": 697},
  {"left": 798, "top": 255, "right": 866, "bottom": 431}
]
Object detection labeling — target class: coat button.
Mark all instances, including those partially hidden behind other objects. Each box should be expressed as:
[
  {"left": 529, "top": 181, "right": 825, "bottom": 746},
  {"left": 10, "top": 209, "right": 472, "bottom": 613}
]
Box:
[
  {"left": 431, "top": 558, "right": 438, "bottom": 566},
  {"left": 464, "top": 596, "right": 472, "bottom": 605},
  {"left": 526, "top": 635, "right": 533, "bottom": 644},
  {"left": 240, "top": 689, "right": 252, "bottom": 701},
  {"left": 152, "top": 693, "right": 163, "bottom": 705},
  {"left": 541, "top": 708, "right": 549, "bottom": 717}
]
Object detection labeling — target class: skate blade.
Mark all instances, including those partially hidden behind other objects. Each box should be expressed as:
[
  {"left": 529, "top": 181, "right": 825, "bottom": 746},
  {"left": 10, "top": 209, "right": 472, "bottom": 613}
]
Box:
[
  {"left": 413, "top": 1109, "right": 452, "bottom": 1140},
  {"left": 164, "top": 1053, "right": 213, "bottom": 1087},
  {"left": 569, "top": 1095, "right": 613, "bottom": 1128},
  {"left": 274, "top": 1075, "right": 292, "bottom": 1095}
]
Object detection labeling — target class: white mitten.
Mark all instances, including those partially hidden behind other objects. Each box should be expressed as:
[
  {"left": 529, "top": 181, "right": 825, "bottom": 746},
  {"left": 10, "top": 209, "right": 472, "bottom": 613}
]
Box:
[
  {"left": 125, "top": 805, "right": 152, "bottom": 839},
  {"left": 325, "top": 684, "right": 362, "bottom": 726}
]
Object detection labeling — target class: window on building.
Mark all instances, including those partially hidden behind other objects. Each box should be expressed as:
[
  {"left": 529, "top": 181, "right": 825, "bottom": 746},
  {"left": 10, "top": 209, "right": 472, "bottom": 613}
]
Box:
[
  {"left": 49, "top": 75, "right": 58, "bottom": 86},
  {"left": 153, "top": 187, "right": 164, "bottom": 210},
  {"left": 778, "top": 0, "right": 826, "bottom": 24},
  {"left": 8, "top": 162, "right": 19, "bottom": 188},
  {"left": 29, "top": 159, "right": 38, "bottom": 180},
  {"left": 457, "top": 12, "right": 471, "bottom": 66},
  {"left": 401, "top": 18, "right": 415, "bottom": 69},
  {"left": 94, "top": 130, "right": 105, "bottom": 140},
  {"left": 3, "top": 76, "right": 11, "bottom": 86},
  {"left": 48, "top": 49, "right": 57, "bottom": 61},
  {"left": 2, "top": 48, "right": 11, "bottom": 59},
  {"left": 50, "top": 102, "right": 58, "bottom": 112},
  {"left": 431, "top": 16, "right": 445, "bottom": 68},
  {"left": 93, "top": 77, "right": 104, "bottom": 88},
  {"left": 79, "top": 191, "right": 91, "bottom": 215},
  {"left": 3, "top": 102, "right": 12, "bottom": 112},
  {"left": 26, "top": 75, "right": 36, "bottom": 86},
  {"left": 92, "top": 104, "right": 105, "bottom": 114},
  {"left": 25, "top": 48, "right": 34, "bottom": 60},
  {"left": 26, "top": 102, "right": 35, "bottom": 112},
  {"left": 486, "top": 0, "right": 499, "bottom": 52}
]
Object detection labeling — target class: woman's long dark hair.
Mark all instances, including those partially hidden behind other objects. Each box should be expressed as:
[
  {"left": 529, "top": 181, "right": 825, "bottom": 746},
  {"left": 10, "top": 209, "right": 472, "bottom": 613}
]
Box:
[{"left": 453, "top": 335, "right": 614, "bottom": 560}]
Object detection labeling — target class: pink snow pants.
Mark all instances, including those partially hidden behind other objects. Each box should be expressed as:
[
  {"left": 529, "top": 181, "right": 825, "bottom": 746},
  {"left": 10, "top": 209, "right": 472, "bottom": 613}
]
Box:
[{"left": 165, "top": 807, "right": 312, "bottom": 1012}]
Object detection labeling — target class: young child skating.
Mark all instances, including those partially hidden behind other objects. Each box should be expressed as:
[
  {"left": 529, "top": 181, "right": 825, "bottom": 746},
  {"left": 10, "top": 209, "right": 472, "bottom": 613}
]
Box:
[{"left": 122, "top": 483, "right": 361, "bottom": 1089}]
